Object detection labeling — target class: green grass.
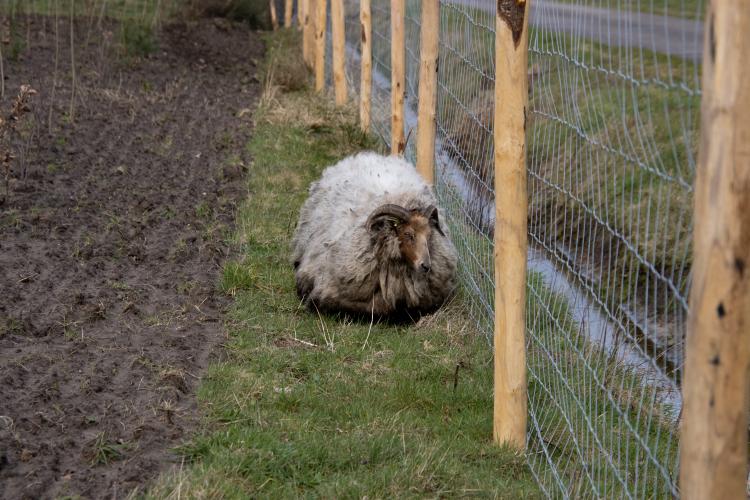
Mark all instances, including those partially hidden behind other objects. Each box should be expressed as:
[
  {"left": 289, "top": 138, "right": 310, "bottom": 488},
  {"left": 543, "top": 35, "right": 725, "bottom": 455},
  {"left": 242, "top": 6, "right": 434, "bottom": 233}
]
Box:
[
  {"left": 119, "top": 19, "right": 159, "bottom": 57},
  {"left": 146, "top": 30, "right": 541, "bottom": 499},
  {"left": 87, "top": 432, "right": 128, "bottom": 466}
]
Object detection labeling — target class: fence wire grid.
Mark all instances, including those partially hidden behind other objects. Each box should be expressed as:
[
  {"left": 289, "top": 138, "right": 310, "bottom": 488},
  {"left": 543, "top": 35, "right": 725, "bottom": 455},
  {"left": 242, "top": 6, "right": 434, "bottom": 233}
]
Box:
[{"left": 333, "top": 0, "right": 702, "bottom": 496}]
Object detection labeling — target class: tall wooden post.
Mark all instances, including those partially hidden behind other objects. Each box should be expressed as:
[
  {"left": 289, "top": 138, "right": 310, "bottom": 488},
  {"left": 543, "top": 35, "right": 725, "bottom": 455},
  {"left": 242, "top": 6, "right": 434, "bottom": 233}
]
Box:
[
  {"left": 270, "top": 0, "right": 279, "bottom": 30},
  {"left": 416, "top": 0, "right": 439, "bottom": 184},
  {"left": 390, "top": 0, "right": 405, "bottom": 155},
  {"left": 679, "top": 1, "right": 750, "bottom": 498},
  {"left": 314, "top": 0, "right": 328, "bottom": 92},
  {"left": 285, "top": 0, "right": 293, "bottom": 27},
  {"left": 359, "top": 0, "right": 372, "bottom": 132},
  {"left": 331, "top": 0, "right": 347, "bottom": 105},
  {"left": 302, "top": 0, "right": 313, "bottom": 66},
  {"left": 493, "top": 0, "right": 530, "bottom": 449}
]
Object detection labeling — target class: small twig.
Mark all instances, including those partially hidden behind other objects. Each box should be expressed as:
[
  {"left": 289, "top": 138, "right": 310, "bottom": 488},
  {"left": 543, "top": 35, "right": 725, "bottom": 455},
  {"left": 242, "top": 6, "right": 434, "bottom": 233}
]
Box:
[
  {"left": 312, "top": 302, "right": 335, "bottom": 351},
  {"left": 291, "top": 336, "right": 319, "bottom": 348},
  {"left": 69, "top": 0, "right": 76, "bottom": 123},
  {"left": 361, "top": 296, "right": 375, "bottom": 351},
  {"left": 1, "top": 84, "right": 37, "bottom": 204},
  {"left": 49, "top": 0, "right": 60, "bottom": 133},
  {"left": 17, "top": 272, "right": 38, "bottom": 283},
  {"left": 398, "top": 126, "right": 414, "bottom": 156},
  {"left": 0, "top": 24, "right": 5, "bottom": 99}
]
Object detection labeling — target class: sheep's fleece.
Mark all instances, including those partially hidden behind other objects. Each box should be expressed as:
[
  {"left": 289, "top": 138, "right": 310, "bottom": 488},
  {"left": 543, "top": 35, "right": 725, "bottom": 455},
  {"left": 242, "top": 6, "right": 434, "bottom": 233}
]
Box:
[{"left": 292, "top": 152, "right": 458, "bottom": 318}]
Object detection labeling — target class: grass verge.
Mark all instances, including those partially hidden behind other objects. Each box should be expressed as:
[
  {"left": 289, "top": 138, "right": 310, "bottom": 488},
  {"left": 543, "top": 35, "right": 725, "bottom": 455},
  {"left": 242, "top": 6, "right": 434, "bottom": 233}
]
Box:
[{"left": 147, "top": 30, "right": 541, "bottom": 498}]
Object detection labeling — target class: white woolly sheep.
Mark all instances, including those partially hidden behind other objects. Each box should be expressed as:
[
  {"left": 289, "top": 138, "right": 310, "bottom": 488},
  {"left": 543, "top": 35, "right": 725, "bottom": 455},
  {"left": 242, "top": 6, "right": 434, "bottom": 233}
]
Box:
[{"left": 291, "top": 152, "right": 458, "bottom": 319}]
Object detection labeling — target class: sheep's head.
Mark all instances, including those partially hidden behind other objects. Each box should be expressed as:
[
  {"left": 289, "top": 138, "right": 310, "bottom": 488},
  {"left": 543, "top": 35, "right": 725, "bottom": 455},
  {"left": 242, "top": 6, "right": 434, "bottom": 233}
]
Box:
[{"left": 367, "top": 204, "right": 445, "bottom": 273}]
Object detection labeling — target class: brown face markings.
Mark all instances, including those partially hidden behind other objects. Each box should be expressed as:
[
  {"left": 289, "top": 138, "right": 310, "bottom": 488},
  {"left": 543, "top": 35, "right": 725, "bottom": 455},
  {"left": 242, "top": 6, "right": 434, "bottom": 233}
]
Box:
[{"left": 397, "top": 214, "right": 431, "bottom": 270}]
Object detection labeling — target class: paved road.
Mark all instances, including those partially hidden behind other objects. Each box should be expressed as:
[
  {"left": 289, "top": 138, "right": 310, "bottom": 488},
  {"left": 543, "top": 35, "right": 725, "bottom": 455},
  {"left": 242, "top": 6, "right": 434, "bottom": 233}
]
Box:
[{"left": 453, "top": 0, "right": 704, "bottom": 61}]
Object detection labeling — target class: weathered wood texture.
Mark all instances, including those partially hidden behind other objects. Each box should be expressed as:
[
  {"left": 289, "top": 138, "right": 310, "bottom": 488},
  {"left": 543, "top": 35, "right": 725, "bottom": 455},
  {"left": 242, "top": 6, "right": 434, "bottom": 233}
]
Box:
[
  {"left": 314, "top": 0, "right": 328, "bottom": 92},
  {"left": 680, "top": 1, "right": 750, "bottom": 498},
  {"left": 416, "top": 0, "right": 439, "bottom": 184},
  {"left": 390, "top": 0, "right": 405, "bottom": 155},
  {"left": 270, "top": 0, "right": 279, "bottom": 30},
  {"left": 302, "top": 0, "right": 314, "bottom": 66},
  {"left": 285, "top": 0, "right": 293, "bottom": 27},
  {"left": 331, "top": 0, "right": 347, "bottom": 105},
  {"left": 359, "top": 0, "right": 372, "bottom": 132},
  {"left": 493, "top": 0, "right": 530, "bottom": 450}
]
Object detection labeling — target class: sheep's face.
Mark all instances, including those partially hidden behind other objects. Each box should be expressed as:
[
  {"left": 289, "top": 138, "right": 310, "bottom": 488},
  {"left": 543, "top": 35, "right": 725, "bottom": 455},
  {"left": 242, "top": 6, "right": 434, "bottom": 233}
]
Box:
[
  {"left": 396, "top": 215, "right": 432, "bottom": 273},
  {"left": 367, "top": 204, "right": 445, "bottom": 273}
]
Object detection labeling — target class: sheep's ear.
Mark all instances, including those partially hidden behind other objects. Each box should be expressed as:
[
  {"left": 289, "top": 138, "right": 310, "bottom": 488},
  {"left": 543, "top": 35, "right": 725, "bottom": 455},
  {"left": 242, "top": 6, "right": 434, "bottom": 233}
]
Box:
[
  {"left": 367, "top": 204, "right": 410, "bottom": 233},
  {"left": 424, "top": 205, "right": 446, "bottom": 237}
]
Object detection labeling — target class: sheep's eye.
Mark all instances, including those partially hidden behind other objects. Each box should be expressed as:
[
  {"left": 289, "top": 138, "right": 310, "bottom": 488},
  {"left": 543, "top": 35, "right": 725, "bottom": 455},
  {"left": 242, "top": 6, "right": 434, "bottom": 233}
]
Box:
[{"left": 405, "top": 233, "right": 415, "bottom": 242}]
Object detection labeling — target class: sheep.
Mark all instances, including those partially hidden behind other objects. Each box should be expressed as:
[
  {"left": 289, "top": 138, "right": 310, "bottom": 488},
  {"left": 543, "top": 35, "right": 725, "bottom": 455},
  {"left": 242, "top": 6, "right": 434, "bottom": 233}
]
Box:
[{"left": 291, "top": 151, "right": 458, "bottom": 319}]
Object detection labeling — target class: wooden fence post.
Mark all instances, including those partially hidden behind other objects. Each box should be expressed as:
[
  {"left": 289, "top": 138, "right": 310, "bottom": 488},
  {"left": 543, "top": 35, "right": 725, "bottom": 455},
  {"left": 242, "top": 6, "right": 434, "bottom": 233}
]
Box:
[
  {"left": 359, "top": 0, "right": 372, "bottom": 132},
  {"left": 270, "top": 0, "right": 279, "bottom": 30},
  {"left": 493, "top": 0, "right": 530, "bottom": 450},
  {"left": 679, "top": 1, "right": 750, "bottom": 498},
  {"left": 285, "top": 0, "right": 293, "bottom": 27},
  {"left": 331, "top": 0, "right": 346, "bottom": 105},
  {"left": 416, "top": 0, "right": 439, "bottom": 184},
  {"left": 390, "top": 0, "right": 405, "bottom": 155},
  {"left": 314, "top": 0, "right": 328, "bottom": 92},
  {"left": 297, "top": 0, "right": 304, "bottom": 31},
  {"left": 303, "top": 0, "right": 315, "bottom": 67}
]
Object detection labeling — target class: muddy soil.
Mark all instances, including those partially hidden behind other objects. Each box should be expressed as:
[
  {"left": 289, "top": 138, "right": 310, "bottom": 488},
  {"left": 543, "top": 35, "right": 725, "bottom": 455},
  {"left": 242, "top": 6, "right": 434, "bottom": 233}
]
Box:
[{"left": 0, "top": 14, "right": 263, "bottom": 499}]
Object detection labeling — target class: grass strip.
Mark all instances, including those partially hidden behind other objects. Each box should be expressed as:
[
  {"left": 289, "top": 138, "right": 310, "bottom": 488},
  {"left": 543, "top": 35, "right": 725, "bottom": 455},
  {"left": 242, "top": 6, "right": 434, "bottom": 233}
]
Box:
[{"left": 147, "top": 30, "right": 541, "bottom": 499}]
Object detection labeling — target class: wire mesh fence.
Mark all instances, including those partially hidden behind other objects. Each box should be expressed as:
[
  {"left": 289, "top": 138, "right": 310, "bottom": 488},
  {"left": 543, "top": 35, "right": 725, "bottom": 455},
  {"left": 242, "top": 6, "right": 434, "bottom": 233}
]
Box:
[
  {"left": 332, "top": 0, "right": 702, "bottom": 496},
  {"left": 1, "top": 0, "right": 705, "bottom": 495},
  {"left": 524, "top": 2, "right": 700, "bottom": 495}
]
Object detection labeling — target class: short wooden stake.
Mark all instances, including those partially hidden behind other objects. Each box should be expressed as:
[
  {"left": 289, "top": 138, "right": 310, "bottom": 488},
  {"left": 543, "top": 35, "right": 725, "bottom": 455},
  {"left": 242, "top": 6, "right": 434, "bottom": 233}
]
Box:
[
  {"left": 285, "top": 0, "right": 293, "bottom": 27},
  {"left": 314, "top": 0, "right": 328, "bottom": 92},
  {"left": 416, "top": 0, "right": 439, "bottom": 184},
  {"left": 493, "top": 0, "right": 530, "bottom": 450},
  {"left": 331, "top": 0, "right": 347, "bottom": 105},
  {"left": 359, "top": 0, "right": 372, "bottom": 132},
  {"left": 390, "top": 0, "right": 405, "bottom": 155},
  {"left": 679, "top": 1, "right": 750, "bottom": 498},
  {"left": 270, "top": 0, "right": 279, "bottom": 30}
]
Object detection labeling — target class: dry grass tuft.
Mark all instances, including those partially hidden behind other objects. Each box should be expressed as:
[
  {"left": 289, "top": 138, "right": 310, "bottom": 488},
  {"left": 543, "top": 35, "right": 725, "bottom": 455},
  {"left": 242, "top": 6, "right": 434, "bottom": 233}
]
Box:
[
  {"left": 1, "top": 84, "right": 36, "bottom": 204},
  {"left": 260, "top": 29, "right": 310, "bottom": 94}
]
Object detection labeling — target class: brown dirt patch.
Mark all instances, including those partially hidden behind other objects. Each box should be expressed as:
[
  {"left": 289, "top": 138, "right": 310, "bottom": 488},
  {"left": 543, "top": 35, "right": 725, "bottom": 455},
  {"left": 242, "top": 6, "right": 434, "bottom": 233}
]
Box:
[{"left": 0, "top": 15, "right": 263, "bottom": 499}]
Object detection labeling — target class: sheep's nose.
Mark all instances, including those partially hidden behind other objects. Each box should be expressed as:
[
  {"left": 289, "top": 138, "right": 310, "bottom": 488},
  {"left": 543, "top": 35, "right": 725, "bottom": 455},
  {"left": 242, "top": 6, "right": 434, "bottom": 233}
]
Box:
[{"left": 420, "top": 262, "right": 431, "bottom": 273}]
